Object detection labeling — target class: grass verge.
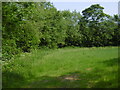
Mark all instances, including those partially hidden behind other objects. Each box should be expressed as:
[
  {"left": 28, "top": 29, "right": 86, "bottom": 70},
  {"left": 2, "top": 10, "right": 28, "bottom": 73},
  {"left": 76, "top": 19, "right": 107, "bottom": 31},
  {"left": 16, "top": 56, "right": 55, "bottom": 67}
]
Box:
[{"left": 2, "top": 47, "right": 119, "bottom": 88}]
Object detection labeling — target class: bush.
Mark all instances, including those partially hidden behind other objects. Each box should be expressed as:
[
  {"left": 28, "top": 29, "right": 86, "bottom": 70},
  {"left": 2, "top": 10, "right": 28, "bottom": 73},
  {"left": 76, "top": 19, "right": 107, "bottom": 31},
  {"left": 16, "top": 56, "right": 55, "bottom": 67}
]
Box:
[
  {"left": 15, "top": 21, "right": 40, "bottom": 52},
  {"left": 2, "top": 39, "right": 21, "bottom": 60}
]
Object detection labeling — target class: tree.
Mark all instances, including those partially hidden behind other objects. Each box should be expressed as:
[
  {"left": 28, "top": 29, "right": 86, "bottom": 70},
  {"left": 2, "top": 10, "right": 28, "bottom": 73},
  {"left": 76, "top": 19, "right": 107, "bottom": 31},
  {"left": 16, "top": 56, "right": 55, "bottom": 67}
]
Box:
[
  {"left": 2, "top": 2, "right": 119, "bottom": 60},
  {"left": 80, "top": 4, "right": 112, "bottom": 46},
  {"left": 112, "top": 14, "right": 120, "bottom": 46},
  {"left": 61, "top": 10, "right": 82, "bottom": 46},
  {"left": 2, "top": 2, "right": 40, "bottom": 60}
]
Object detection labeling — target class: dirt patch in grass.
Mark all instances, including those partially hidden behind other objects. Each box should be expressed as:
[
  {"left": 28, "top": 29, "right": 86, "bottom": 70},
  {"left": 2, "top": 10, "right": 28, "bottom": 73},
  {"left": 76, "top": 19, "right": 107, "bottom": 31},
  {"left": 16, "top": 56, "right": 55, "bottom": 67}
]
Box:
[
  {"left": 58, "top": 72, "right": 82, "bottom": 82},
  {"left": 86, "top": 68, "right": 92, "bottom": 71}
]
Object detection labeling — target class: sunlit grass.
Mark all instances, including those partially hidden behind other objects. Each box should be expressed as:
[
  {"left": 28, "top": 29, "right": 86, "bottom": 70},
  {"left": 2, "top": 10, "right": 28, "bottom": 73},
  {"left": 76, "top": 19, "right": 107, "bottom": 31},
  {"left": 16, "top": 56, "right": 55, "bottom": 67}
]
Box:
[{"left": 2, "top": 47, "right": 119, "bottom": 88}]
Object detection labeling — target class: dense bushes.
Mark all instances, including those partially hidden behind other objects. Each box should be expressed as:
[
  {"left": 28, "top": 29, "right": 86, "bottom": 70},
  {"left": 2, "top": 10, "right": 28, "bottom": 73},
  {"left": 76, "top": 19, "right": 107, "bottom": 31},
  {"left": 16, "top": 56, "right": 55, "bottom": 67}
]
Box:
[
  {"left": 2, "top": 2, "right": 119, "bottom": 60},
  {"left": 2, "top": 39, "right": 21, "bottom": 60}
]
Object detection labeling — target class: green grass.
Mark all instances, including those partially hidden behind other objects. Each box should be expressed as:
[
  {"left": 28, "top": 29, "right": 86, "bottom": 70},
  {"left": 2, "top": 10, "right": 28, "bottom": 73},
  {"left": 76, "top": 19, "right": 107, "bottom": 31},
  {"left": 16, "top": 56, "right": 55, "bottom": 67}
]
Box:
[{"left": 2, "top": 47, "right": 119, "bottom": 88}]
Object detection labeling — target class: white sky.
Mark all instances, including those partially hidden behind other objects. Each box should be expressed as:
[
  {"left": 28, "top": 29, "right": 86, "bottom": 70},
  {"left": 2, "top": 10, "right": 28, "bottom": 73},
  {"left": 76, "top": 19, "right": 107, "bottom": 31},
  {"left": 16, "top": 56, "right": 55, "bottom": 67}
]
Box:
[
  {"left": 2, "top": 0, "right": 119, "bottom": 16},
  {"left": 49, "top": 0, "right": 119, "bottom": 2},
  {"left": 51, "top": 0, "right": 119, "bottom": 16}
]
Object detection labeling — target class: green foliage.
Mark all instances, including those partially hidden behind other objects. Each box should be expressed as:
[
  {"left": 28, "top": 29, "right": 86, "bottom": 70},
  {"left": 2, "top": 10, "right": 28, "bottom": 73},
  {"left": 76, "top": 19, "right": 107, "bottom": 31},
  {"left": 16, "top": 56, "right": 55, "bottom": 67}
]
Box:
[
  {"left": 2, "top": 2, "right": 119, "bottom": 60},
  {"left": 15, "top": 21, "right": 40, "bottom": 52},
  {"left": 2, "top": 39, "right": 21, "bottom": 60},
  {"left": 2, "top": 2, "right": 119, "bottom": 88},
  {"left": 79, "top": 4, "right": 118, "bottom": 47},
  {"left": 2, "top": 2, "right": 41, "bottom": 60}
]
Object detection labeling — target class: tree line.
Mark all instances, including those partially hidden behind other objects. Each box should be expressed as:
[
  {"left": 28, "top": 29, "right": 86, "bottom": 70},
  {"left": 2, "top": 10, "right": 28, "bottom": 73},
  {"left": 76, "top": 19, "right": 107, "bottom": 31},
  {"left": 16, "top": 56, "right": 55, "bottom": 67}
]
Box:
[{"left": 2, "top": 2, "right": 120, "bottom": 60}]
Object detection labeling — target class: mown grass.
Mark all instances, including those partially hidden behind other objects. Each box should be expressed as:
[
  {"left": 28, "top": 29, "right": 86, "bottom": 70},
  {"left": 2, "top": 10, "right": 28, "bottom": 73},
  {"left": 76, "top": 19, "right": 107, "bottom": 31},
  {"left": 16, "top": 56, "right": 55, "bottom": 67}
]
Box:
[{"left": 2, "top": 47, "right": 119, "bottom": 88}]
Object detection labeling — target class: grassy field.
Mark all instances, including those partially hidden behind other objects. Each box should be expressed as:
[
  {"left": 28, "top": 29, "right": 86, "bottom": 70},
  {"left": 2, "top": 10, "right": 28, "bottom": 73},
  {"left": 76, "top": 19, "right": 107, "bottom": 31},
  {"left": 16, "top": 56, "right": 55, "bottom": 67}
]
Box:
[{"left": 2, "top": 47, "right": 119, "bottom": 88}]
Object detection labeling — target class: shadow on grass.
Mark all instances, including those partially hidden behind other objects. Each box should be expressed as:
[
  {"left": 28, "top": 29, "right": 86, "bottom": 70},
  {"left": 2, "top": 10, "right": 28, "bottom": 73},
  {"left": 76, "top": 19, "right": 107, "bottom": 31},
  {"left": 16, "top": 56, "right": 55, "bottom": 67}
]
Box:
[
  {"left": 25, "top": 57, "right": 118, "bottom": 88},
  {"left": 2, "top": 70, "right": 27, "bottom": 88},
  {"left": 25, "top": 71, "right": 94, "bottom": 88},
  {"left": 3, "top": 58, "right": 119, "bottom": 88},
  {"left": 96, "top": 57, "right": 119, "bottom": 88},
  {"left": 101, "top": 57, "right": 119, "bottom": 66},
  {"left": 26, "top": 69, "right": 118, "bottom": 88}
]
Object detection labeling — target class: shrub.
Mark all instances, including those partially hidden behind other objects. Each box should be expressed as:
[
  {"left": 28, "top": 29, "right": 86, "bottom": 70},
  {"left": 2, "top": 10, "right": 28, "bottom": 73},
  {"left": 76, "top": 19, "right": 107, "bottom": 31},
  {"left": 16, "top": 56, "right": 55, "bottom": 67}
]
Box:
[{"left": 2, "top": 39, "right": 21, "bottom": 60}]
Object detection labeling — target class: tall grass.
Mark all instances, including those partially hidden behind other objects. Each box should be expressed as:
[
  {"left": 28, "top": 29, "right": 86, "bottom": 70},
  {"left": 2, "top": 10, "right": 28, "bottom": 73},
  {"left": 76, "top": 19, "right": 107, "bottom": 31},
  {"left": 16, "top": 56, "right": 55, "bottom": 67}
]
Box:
[{"left": 2, "top": 47, "right": 119, "bottom": 88}]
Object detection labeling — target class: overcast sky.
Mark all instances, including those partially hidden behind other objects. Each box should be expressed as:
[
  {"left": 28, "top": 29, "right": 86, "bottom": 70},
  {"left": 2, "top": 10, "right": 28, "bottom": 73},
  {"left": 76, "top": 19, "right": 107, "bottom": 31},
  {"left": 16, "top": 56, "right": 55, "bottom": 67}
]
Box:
[{"left": 51, "top": 0, "right": 119, "bottom": 16}]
